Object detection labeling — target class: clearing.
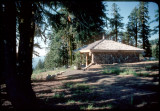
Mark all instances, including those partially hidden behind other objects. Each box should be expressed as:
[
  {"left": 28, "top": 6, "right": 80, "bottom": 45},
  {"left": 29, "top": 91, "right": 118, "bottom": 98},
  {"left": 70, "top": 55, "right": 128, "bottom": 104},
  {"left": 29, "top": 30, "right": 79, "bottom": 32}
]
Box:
[{"left": 1, "top": 61, "right": 159, "bottom": 110}]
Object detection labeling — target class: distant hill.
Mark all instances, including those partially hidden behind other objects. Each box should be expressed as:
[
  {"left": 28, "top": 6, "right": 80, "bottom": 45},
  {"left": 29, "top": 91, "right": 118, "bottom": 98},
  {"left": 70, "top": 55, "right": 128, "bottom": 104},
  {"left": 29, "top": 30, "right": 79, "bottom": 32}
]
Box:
[
  {"left": 32, "top": 56, "right": 45, "bottom": 69},
  {"left": 149, "top": 38, "right": 159, "bottom": 45}
]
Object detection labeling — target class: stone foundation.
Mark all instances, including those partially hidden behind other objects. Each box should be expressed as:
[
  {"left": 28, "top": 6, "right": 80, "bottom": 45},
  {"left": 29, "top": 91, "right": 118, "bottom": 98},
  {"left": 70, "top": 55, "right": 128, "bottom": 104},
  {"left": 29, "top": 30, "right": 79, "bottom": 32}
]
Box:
[{"left": 93, "top": 52, "right": 140, "bottom": 64}]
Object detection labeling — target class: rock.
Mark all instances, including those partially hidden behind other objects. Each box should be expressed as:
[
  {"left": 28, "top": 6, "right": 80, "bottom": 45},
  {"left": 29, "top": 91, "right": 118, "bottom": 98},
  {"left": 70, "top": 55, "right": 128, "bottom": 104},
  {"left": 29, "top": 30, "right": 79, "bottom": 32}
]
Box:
[
  {"left": 46, "top": 74, "right": 51, "bottom": 80},
  {"left": 46, "top": 74, "right": 56, "bottom": 81},
  {"left": 57, "top": 72, "right": 61, "bottom": 75},
  {"left": 60, "top": 71, "right": 65, "bottom": 74},
  {"left": 54, "top": 73, "right": 58, "bottom": 76},
  {"left": 51, "top": 75, "right": 56, "bottom": 79}
]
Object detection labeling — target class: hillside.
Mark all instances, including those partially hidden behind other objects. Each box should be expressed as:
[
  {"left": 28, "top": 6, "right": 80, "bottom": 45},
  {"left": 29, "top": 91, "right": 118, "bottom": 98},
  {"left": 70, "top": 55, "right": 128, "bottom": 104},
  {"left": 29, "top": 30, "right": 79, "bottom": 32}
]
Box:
[{"left": 32, "top": 56, "right": 45, "bottom": 69}]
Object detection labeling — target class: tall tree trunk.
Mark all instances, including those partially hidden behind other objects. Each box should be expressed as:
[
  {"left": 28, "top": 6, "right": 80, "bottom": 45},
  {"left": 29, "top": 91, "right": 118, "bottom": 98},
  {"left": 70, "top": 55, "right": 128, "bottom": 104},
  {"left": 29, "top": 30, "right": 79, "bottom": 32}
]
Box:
[
  {"left": 135, "top": 20, "right": 138, "bottom": 47},
  {"left": 142, "top": 24, "right": 145, "bottom": 49},
  {"left": 17, "top": 1, "right": 37, "bottom": 109},
  {"left": 0, "top": 1, "right": 23, "bottom": 108},
  {"left": 115, "top": 21, "right": 118, "bottom": 42},
  {"left": 69, "top": 35, "right": 73, "bottom": 65},
  {"left": 0, "top": 1, "right": 38, "bottom": 109}
]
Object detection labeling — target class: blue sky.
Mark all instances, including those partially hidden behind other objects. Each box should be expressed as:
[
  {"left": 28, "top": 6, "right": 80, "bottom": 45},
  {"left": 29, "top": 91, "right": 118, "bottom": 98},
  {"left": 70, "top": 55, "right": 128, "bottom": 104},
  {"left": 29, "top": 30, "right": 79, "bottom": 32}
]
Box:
[
  {"left": 34, "top": 1, "right": 159, "bottom": 57},
  {"left": 104, "top": 1, "right": 159, "bottom": 40}
]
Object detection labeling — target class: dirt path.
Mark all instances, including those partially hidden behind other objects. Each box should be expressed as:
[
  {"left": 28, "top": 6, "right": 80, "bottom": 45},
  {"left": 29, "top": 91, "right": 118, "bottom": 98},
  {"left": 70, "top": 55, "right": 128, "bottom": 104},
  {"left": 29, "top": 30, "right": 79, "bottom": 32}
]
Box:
[
  {"left": 1, "top": 61, "right": 159, "bottom": 110},
  {"left": 32, "top": 61, "right": 159, "bottom": 110}
]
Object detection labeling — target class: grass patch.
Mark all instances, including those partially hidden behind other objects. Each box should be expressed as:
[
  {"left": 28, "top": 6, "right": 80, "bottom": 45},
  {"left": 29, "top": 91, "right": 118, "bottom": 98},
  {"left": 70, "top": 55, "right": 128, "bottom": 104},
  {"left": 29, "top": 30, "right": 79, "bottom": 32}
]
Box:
[
  {"left": 33, "top": 69, "right": 46, "bottom": 74},
  {"left": 107, "top": 104, "right": 113, "bottom": 109},
  {"left": 102, "top": 67, "right": 122, "bottom": 75},
  {"left": 86, "top": 104, "right": 94, "bottom": 110},
  {"left": 71, "top": 83, "right": 92, "bottom": 95},
  {"left": 66, "top": 100, "right": 76, "bottom": 104},
  {"left": 64, "top": 82, "right": 91, "bottom": 93},
  {"left": 31, "top": 66, "right": 68, "bottom": 80},
  {"left": 102, "top": 67, "right": 151, "bottom": 77},
  {"left": 145, "top": 64, "right": 159, "bottom": 71},
  {"left": 80, "top": 104, "right": 94, "bottom": 110},
  {"left": 53, "top": 92, "right": 65, "bottom": 99},
  {"left": 136, "top": 72, "right": 150, "bottom": 77},
  {"left": 63, "top": 82, "right": 97, "bottom": 102},
  {"left": 80, "top": 104, "right": 113, "bottom": 110},
  {"left": 102, "top": 67, "right": 136, "bottom": 75},
  {"left": 65, "top": 82, "right": 74, "bottom": 88},
  {"left": 119, "top": 69, "right": 137, "bottom": 76}
]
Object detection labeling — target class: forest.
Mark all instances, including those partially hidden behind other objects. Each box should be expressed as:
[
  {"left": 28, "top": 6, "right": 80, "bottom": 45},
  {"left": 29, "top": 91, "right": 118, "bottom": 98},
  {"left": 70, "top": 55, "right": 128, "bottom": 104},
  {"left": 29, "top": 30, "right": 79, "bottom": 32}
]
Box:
[{"left": 0, "top": 1, "right": 159, "bottom": 110}]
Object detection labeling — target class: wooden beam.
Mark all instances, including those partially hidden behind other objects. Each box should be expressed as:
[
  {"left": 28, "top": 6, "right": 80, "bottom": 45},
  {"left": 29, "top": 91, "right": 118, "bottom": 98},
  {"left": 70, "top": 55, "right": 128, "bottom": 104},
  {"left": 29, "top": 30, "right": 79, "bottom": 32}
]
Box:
[
  {"left": 86, "top": 53, "right": 89, "bottom": 67},
  {"left": 83, "top": 62, "right": 95, "bottom": 71},
  {"left": 91, "top": 49, "right": 144, "bottom": 53},
  {"left": 91, "top": 53, "right": 94, "bottom": 63},
  {"left": 80, "top": 53, "right": 82, "bottom": 65}
]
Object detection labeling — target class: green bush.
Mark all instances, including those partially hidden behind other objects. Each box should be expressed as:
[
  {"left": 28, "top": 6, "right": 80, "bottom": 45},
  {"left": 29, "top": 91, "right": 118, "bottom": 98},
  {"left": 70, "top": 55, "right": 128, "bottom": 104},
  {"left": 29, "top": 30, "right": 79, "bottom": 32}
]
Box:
[
  {"left": 53, "top": 93, "right": 65, "bottom": 99},
  {"left": 102, "top": 67, "right": 122, "bottom": 75},
  {"left": 120, "top": 69, "right": 137, "bottom": 76},
  {"left": 73, "top": 52, "right": 82, "bottom": 65},
  {"left": 102, "top": 67, "right": 137, "bottom": 76},
  {"left": 33, "top": 68, "right": 46, "bottom": 74}
]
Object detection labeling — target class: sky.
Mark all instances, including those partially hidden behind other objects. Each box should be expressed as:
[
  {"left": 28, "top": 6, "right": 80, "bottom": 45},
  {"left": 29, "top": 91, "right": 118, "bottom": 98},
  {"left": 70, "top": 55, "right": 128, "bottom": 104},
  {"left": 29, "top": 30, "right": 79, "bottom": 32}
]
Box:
[
  {"left": 34, "top": 1, "right": 159, "bottom": 57},
  {"left": 105, "top": 1, "right": 159, "bottom": 37}
]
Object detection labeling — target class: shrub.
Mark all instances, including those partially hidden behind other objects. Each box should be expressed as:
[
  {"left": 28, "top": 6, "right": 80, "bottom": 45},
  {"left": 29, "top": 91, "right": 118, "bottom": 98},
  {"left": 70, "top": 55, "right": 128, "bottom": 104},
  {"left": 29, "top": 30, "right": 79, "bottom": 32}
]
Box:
[
  {"left": 102, "top": 67, "right": 122, "bottom": 75},
  {"left": 120, "top": 69, "right": 136, "bottom": 76},
  {"left": 102, "top": 67, "right": 137, "bottom": 76},
  {"left": 53, "top": 93, "right": 65, "bottom": 99},
  {"left": 33, "top": 69, "right": 46, "bottom": 74},
  {"left": 73, "top": 52, "right": 82, "bottom": 66}
]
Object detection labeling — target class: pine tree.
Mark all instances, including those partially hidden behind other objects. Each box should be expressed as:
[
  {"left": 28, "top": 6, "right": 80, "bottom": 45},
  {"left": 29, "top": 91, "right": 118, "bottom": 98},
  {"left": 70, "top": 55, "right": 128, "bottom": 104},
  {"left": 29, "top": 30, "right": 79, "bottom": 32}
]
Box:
[
  {"left": 35, "top": 59, "right": 44, "bottom": 70},
  {"left": 155, "top": 40, "right": 159, "bottom": 59},
  {"left": 138, "top": 2, "right": 152, "bottom": 57},
  {"left": 125, "top": 23, "right": 135, "bottom": 46},
  {"left": 109, "top": 3, "right": 124, "bottom": 42},
  {"left": 151, "top": 9, "right": 159, "bottom": 35},
  {"left": 128, "top": 7, "right": 139, "bottom": 47},
  {"left": 44, "top": 1, "right": 107, "bottom": 66},
  {"left": 44, "top": 32, "right": 68, "bottom": 69}
]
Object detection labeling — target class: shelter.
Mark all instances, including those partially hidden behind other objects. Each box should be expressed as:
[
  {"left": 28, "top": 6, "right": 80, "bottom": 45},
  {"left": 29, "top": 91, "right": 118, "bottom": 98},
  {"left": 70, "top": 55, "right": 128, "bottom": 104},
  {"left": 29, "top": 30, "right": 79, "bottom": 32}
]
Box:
[{"left": 79, "top": 38, "right": 144, "bottom": 67}]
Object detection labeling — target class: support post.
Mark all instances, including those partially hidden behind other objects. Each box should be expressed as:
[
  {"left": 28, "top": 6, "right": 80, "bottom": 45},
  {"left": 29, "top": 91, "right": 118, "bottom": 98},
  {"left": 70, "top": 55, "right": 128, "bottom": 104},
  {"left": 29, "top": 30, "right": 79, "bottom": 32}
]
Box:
[
  {"left": 86, "top": 53, "right": 89, "bottom": 67},
  {"left": 91, "top": 53, "right": 94, "bottom": 63},
  {"left": 80, "top": 53, "right": 82, "bottom": 65}
]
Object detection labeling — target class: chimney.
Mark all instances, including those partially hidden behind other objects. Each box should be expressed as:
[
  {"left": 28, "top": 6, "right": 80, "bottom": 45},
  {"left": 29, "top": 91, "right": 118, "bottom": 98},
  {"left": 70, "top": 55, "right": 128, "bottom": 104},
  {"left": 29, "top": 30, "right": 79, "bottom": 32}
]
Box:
[{"left": 102, "top": 34, "right": 105, "bottom": 39}]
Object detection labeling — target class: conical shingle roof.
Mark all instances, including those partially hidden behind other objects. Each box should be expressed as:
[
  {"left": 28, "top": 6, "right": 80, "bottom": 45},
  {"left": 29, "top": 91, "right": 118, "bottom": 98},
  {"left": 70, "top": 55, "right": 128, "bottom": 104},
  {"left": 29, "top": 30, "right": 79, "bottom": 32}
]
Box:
[{"left": 80, "top": 39, "right": 144, "bottom": 53}]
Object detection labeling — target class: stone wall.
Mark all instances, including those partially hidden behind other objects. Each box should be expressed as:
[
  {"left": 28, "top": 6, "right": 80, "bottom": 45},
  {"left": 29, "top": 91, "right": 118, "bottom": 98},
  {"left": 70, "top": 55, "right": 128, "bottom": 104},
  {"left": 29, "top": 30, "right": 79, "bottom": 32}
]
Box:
[{"left": 93, "top": 52, "right": 140, "bottom": 64}]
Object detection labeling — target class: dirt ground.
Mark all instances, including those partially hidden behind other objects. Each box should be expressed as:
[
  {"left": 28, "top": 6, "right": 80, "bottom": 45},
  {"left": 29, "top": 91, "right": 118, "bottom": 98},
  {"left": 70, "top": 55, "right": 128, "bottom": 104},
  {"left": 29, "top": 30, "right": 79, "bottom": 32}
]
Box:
[{"left": 1, "top": 61, "right": 160, "bottom": 110}]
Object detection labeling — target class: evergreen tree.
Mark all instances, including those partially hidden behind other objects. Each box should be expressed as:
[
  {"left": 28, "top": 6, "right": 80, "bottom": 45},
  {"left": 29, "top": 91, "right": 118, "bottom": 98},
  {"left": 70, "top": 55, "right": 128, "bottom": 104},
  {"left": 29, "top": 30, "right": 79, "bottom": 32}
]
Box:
[
  {"left": 128, "top": 7, "right": 139, "bottom": 47},
  {"left": 44, "top": 1, "right": 107, "bottom": 66},
  {"left": 44, "top": 32, "right": 68, "bottom": 69},
  {"left": 0, "top": 1, "right": 38, "bottom": 109},
  {"left": 155, "top": 40, "right": 159, "bottom": 59},
  {"left": 151, "top": 9, "right": 159, "bottom": 35},
  {"left": 109, "top": 3, "right": 124, "bottom": 42},
  {"left": 125, "top": 23, "right": 135, "bottom": 46},
  {"left": 138, "top": 2, "right": 152, "bottom": 57},
  {"left": 35, "top": 59, "right": 44, "bottom": 70}
]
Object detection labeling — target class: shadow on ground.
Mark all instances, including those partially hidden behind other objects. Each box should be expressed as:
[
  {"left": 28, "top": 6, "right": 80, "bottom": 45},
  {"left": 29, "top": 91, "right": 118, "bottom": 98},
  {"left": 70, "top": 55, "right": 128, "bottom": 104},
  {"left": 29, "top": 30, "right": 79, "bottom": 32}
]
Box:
[
  {"left": 31, "top": 62, "right": 159, "bottom": 110},
  {"left": 1, "top": 61, "right": 159, "bottom": 110}
]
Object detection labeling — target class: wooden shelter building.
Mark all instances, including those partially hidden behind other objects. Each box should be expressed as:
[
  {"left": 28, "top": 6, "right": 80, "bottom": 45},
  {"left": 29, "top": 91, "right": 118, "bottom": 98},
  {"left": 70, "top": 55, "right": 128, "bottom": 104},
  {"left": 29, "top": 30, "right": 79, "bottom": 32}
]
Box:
[{"left": 79, "top": 39, "right": 144, "bottom": 67}]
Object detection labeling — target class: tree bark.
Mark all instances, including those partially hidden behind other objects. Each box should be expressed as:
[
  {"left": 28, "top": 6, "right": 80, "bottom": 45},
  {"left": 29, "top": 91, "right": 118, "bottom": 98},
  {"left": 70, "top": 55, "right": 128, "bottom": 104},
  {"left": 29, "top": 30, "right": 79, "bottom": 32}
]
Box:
[
  {"left": 17, "top": 1, "right": 37, "bottom": 109},
  {"left": 69, "top": 35, "right": 73, "bottom": 65},
  {"left": 0, "top": 1, "right": 38, "bottom": 109},
  {"left": 115, "top": 20, "right": 118, "bottom": 42},
  {"left": 135, "top": 20, "right": 138, "bottom": 47},
  {"left": 0, "top": 1, "right": 21, "bottom": 108}
]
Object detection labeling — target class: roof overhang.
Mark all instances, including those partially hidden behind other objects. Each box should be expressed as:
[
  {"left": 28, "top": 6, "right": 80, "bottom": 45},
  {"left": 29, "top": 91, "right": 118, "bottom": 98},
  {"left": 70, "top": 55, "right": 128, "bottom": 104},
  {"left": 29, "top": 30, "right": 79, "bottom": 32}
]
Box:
[
  {"left": 80, "top": 49, "right": 144, "bottom": 53},
  {"left": 79, "top": 50, "right": 90, "bottom": 53}
]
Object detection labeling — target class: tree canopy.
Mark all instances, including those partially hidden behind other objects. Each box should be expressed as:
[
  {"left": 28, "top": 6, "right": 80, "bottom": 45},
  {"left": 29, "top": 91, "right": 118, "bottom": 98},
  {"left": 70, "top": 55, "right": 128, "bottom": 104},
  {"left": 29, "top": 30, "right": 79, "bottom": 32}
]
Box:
[{"left": 0, "top": 1, "right": 159, "bottom": 109}]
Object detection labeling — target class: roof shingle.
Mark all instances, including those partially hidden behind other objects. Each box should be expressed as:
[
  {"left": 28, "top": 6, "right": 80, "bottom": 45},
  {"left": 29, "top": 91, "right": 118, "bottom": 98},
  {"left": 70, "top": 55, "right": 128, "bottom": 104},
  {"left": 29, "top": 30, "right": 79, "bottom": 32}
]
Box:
[{"left": 80, "top": 39, "right": 144, "bottom": 53}]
